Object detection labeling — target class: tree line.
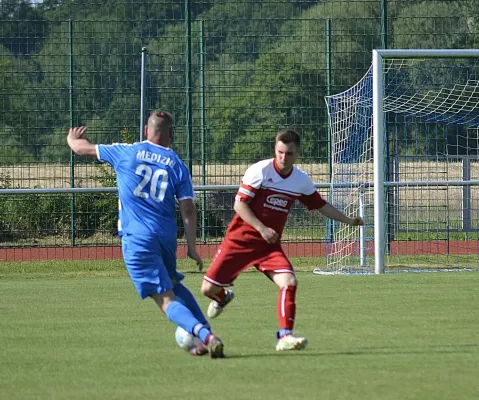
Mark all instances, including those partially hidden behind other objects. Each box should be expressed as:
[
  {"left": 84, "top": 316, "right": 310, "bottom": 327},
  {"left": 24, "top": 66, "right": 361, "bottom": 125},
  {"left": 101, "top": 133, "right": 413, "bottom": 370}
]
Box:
[{"left": 1, "top": 0, "right": 478, "bottom": 166}]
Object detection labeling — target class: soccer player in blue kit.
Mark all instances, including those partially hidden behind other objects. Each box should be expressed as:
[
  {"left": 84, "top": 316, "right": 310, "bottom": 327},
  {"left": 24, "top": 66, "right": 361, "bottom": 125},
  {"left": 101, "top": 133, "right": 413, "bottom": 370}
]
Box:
[{"left": 67, "top": 110, "right": 224, "bottom": 358}]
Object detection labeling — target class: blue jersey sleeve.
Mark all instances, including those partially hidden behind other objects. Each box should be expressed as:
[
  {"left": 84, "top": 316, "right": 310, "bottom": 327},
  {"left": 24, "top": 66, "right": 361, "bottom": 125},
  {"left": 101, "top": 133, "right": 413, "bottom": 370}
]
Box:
[
  {"left": 175, "top": 161, "right": 195, "bottom": 200},
  {"left": 96, "top": 143, "right": 131, "bottom": 169}
]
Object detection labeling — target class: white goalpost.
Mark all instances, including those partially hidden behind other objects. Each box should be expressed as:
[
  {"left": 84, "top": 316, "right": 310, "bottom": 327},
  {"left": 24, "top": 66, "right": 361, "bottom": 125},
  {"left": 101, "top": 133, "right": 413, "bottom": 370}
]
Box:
[{"left": 321, "top": 49, "right": 479, "bottom": 275}]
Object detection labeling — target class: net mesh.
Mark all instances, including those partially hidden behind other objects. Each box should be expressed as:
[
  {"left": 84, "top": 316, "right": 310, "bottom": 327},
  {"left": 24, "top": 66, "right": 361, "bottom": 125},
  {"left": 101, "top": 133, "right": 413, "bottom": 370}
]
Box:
[{"left": 325, "top": 58, "right": 479, "bottom": 273}]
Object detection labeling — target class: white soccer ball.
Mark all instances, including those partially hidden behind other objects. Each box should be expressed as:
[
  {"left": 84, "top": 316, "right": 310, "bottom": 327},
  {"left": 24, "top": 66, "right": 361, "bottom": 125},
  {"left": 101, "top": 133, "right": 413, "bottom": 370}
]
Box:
[{"left": 175, "top": 326, "right": 200, "bottom": 351}]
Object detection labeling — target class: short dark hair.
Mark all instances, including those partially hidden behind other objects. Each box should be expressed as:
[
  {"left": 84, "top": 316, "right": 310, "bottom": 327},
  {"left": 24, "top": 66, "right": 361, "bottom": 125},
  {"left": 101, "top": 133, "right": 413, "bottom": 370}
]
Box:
[
  {"left": 150, "top": 110, "right": 173, "bottom": 124},
  {"left": 275, "top": 129, "right": 300, "bottom": 147},
  {"left": 149, "top": 110, "right": 173, "bottom": 133}
]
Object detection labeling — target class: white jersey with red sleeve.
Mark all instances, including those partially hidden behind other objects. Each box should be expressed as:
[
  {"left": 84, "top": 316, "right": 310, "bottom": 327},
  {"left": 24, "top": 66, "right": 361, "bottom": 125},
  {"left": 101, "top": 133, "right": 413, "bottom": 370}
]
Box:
[{"left": 226, "top": 158, "right": 327, "bottom": 243}]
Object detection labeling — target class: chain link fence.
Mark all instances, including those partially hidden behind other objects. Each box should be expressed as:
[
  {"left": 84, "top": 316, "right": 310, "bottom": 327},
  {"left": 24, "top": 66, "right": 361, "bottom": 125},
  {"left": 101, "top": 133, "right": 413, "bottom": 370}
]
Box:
[{"left": 1, "top": 0, "right": 478, "bottom": 256}]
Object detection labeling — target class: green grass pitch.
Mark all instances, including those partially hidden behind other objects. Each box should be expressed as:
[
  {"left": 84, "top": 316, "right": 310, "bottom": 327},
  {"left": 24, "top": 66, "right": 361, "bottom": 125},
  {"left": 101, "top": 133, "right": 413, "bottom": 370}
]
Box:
[{"left": 1, "top": 260, "right": 478, "bottom": 400}]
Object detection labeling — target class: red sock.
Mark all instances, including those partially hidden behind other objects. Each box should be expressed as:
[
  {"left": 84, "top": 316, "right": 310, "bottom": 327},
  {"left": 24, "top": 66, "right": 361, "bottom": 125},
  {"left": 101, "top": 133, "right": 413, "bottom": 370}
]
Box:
[
  {"left": 277, "top": 285, "right": 297, "bottom": 330},
  {"left": 208, "top": 288, "right": 226, "bottom": 303}
]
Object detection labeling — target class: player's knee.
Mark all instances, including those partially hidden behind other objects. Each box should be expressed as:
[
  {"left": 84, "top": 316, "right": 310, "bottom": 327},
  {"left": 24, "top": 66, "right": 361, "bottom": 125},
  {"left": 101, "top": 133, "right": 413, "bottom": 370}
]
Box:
[
  {"left": 151, "top": 290, "right": 175, "bottom": 313},
  {"left": 285, "top": 274, "right": 297, "bottom": 287},
  {"left": 273, "top": 272, "right": 297, "bottom": 288},
  {"left": 200, "top": 280, "right": 212, "bottom": 296}
]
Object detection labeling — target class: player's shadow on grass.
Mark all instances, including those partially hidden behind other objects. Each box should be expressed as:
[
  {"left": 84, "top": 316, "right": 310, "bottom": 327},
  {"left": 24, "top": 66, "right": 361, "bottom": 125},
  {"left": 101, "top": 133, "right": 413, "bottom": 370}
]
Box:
[{"left": 224, "top": 343, "right": 478, "bottom": 359}]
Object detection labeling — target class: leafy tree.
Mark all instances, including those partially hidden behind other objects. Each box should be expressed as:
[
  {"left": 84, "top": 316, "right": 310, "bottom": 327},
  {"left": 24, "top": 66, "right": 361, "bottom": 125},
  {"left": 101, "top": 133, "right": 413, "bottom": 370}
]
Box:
[
  {"left": 39, "top": 127, "right": 72, "bottom": 162},
  {"left": 0, "top": 0, "right": 48, "bottom": 55},
  {"left": 0, "top": 46, "right": 50, "bottom": 159},
  {"left": 34, "top": 17, "right": 142, "bottom": 157},
  {"left": 206, "top": 49, "right": 327, "bottom": 163},
  {"left": 0, "top": 50, "right": 15, "bottom": 125},
  {"left": 391, "top": 2, "right": 468, "bottom": 48},
  {"left": 0, "top": 125, "right": 37, "bottom": 164}
]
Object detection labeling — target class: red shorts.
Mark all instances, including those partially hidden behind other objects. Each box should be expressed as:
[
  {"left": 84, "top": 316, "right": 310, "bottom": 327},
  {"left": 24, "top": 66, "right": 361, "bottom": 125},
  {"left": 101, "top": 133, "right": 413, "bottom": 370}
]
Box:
[{"left": 204, "top": 239, "right": 294, "bottom": 287}]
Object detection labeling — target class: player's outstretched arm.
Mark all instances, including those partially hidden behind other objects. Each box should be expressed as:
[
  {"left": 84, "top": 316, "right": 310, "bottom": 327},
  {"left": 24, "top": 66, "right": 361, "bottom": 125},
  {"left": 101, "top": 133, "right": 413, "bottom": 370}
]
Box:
[
  {"left": 179, "top": 198, "right": 204, "bottom": 271},
  {"left": 67, "top": 127, "right": 97, "bottom": 157},
  {"left": 318, "top": 203, "right": 364, "bottom": 226}
]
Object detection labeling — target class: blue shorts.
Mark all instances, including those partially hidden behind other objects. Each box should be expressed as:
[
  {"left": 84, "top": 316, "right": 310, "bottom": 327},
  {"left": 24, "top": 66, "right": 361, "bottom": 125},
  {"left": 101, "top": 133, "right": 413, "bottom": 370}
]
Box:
[{"left": 121, "top": 233, "right": 184, "bottom": 299}]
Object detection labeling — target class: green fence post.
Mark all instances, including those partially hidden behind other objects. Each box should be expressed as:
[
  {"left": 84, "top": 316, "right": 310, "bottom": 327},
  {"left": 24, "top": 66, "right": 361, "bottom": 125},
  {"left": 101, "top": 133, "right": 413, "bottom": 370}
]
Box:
[
  {"left": 380, "top": 0, "right": 394, "bottom": 251},
  {"left": 199, "top": 20, "right": 207, "bottom": 243},
  {"left": 185, "top": 0, "right": 193, "bottom": 174},
  {"left": 326, "top": 18, "right": 334, "bottom": 245},
  {"left": 380, "top": 0, "right": 388, "bottom": 49},
  {"left": 140, "top": 47, "right": 148, "bottom": 141},
  {"left": 69, "top": 19, "right": 76, "bottom": 247},
  {"left": 326, "top": 18, "right": 332, "bottom": 170}
]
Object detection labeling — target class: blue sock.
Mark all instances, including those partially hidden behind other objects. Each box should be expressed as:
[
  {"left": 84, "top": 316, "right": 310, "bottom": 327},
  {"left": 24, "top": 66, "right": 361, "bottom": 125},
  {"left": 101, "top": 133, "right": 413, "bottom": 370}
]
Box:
[
  {"left": 277, "top": 328, "right": 293, "bottom": 339},
  {"left": 165, "top": 301, "right": 212, "bottom": 342},
  {"left": 173, "top": 283, "right": 210, "bottom": 328},
  {"left": 195, "top": 326, "right": 212, "bottom": 343}
]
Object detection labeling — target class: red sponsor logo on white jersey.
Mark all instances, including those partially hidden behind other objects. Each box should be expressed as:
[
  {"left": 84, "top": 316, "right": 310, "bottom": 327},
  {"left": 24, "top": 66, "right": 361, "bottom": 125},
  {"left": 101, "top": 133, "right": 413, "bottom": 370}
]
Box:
[{"left": 265, "top": 194, "right": 291, "bottom": 210}]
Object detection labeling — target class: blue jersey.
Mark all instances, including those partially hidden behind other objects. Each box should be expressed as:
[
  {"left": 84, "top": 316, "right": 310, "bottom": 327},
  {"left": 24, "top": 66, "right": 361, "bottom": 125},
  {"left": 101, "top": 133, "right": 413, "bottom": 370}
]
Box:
[{"left": 96, "top": 141, "right": 195, "bottom": 238}]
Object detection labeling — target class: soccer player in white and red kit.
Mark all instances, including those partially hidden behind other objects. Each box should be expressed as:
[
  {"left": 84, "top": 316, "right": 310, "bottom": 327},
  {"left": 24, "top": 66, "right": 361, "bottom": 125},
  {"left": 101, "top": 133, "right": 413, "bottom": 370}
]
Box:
[{"left": 201, "top": 129, "right": 364, "bottom": 351}]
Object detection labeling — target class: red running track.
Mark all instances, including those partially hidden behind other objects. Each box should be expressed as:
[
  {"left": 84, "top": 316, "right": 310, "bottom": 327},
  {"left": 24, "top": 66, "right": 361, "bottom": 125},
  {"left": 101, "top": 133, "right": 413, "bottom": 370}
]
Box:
[{"left": 1, "top": 241, "right": 478, "bottom": 262}]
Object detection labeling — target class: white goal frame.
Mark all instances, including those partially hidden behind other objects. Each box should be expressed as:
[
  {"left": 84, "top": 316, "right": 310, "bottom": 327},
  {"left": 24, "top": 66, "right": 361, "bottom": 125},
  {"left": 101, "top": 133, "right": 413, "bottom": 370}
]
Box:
[{"left": 372, "top": 49, "right": 479, "bottom": 274}]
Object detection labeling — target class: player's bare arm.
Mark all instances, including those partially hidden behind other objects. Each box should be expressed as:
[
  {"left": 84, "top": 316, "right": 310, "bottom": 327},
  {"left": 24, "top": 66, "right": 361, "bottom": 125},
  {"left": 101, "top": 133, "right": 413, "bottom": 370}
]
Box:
[
  {"left": 318, "top": 202, "right": 364, "bottom": 226},
  {"left": 67, "top": 126, "right": 97, "bottom": 157},
  {"left": 233, "top": 200, "right": 279, "bottom": 244},
  {"left": 179, "top": 198, "right": 204, "bottom": 271}
]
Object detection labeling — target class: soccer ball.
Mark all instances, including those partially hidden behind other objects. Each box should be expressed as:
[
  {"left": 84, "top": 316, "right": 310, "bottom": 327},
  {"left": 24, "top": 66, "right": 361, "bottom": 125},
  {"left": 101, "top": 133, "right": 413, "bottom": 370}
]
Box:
[{"left": 175, "top": 326, "right": 201, "bottom": 351}]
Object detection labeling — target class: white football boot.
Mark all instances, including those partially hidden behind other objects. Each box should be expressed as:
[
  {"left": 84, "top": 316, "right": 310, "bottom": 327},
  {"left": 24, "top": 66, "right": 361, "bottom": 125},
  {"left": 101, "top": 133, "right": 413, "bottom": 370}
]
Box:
[
  {"left": 207, "top": 290, "right": 235, "bottom": 318},
  {"left": 275, "top": 334, "right": 308, "bottom": 351}
]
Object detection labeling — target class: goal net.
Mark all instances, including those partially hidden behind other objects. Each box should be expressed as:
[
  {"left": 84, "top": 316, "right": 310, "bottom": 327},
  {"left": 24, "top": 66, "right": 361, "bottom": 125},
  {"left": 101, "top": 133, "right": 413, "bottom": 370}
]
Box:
[{"left": 321, "top": 50, "right": 479, "bottom": 274}]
